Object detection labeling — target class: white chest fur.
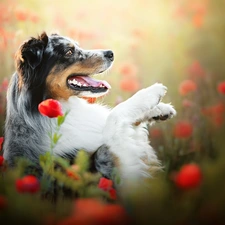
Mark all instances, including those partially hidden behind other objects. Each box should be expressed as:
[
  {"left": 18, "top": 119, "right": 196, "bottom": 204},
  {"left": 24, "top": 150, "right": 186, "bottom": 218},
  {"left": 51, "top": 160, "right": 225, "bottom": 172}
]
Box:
[{"left": 53, "top": 97, "right": 110, "bottom": 155}]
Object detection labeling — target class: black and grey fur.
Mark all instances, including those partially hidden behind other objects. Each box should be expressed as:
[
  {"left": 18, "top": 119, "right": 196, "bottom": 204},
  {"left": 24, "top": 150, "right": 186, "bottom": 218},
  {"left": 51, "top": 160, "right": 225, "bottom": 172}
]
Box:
[{"left": 3, "top": 33, "right": 115, "bottom": 178}]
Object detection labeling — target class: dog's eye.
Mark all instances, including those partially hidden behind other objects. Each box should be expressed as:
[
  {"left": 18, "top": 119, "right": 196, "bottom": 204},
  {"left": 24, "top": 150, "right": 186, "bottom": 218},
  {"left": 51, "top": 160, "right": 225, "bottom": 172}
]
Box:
[{"left": 65, "top": 49, "right": 73, "bottom": 56}]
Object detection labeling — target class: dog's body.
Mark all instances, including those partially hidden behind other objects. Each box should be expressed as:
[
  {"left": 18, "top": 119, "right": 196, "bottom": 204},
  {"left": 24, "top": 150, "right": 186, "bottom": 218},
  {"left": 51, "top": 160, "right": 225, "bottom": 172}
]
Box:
[{"left": 3, "top": 33, "right": 176, "bottom": 181}]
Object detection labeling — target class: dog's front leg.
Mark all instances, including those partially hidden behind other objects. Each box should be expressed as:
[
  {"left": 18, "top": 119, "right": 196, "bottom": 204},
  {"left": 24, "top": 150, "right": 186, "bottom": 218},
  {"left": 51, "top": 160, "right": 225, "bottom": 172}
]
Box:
[
  {"left": 102, "top": 83, "right": 171, "bottom": 180},
  {"left": 104, "top": 83, "right": 168, "bottom": 138}
]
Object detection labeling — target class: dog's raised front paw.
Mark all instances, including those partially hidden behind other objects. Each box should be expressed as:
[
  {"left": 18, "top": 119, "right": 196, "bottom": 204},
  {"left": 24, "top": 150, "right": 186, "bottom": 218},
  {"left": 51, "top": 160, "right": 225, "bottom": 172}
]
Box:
[
  {"left": 151, "top": 102, "right": 176, "bottom": 121},
  {"left": 139, "top": 83, "right": 168, "bottom": 107},
  {"left": 145, "top": 83, "right": 167, "bottom": 101}
]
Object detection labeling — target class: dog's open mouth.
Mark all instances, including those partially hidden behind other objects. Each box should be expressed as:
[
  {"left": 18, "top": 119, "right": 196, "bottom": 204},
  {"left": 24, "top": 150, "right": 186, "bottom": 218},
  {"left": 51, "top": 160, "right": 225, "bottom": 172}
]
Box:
[{"left": 67, "top": 75, "right": 111, "bottom": 98}]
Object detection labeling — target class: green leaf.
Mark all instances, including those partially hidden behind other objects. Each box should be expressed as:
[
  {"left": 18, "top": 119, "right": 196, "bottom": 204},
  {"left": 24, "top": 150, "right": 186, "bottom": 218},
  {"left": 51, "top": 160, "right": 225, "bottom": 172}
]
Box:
[
  {"left": 75, "top": 150, "right": 89, "bottom": 173},
  {"left": 57, "top": 115, "right": 65, "bottom": 127},
  {"left": 40, "top": 151, "right": 52, "bottom": 164},
  {"left": 111, "top": 168, "right": 121, "bottom": 185},
  {"left": 57, "top": 111, "right": 69, "bottom": 126},
  {"left": 53, "top": 133, "right": 62, "bottom": 144},
  {"left": 53, "top": 157, "right": 70, "bottom": 169}
]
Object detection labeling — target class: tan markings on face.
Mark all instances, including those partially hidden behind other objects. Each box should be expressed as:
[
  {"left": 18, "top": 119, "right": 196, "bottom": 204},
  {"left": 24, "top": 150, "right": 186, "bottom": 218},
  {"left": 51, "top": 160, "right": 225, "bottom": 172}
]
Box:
[
  {"left": 46, "top": 58, "right": 105, "bottom": 100},
  {"left": 15, "top": 48, "right": 25, "bottom": 91}
]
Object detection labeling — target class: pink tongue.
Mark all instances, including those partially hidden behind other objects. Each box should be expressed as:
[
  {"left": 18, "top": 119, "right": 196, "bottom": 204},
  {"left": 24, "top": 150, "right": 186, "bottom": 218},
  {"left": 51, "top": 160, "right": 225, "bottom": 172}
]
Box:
[{"left": 75, "top": 76, "right": 111, "bottom": 89}]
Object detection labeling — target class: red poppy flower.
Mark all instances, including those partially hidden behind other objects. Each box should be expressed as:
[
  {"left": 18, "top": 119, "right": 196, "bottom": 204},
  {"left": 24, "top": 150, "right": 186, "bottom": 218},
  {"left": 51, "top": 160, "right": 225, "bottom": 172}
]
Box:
[
  {"left": 174, "top": 164, "right": 202, "bottom": 190},
  {"left": 1, "top": 78, "right": 8, "bottom": 91},
  {"left": 188, "top": 61, "right": 205, "bottom": 78},
  {"left": 98, "top": 177, "right": 117, "bottom": 200},
  {"left": 120, "top": 77, "right": 140, "bottom": 93},
  {"left": 118, "top": 62, "right": 138, "bottom": 77},
  {"left": 202, "top": 102, "right": 225, "bottom": 116},
  {"left": 66, "top": 165, "right": 80, "bottom": 180},
  {"left": 202, "top": 103, "right": 225, "bottom": 127},
  {"left": 179, "top": 80, "right": 197, "bottom": 96},
  {"left": 38, "top": 99, "right": 63, "bottom": 118},
  {"left": 0, "top": 137, "right": 4, "bottom": 150},
  {"left": 0, "top": 195, "right": 7, "bottom": 210},
  {"left": 0, "top": 156, "right": 4, "bottom": 166},
  {"left": 58, "top": 198, "right": 129, "bottom": 225},
  {"left": 217, "top": 81, "right": 225, "bottom": 94},
  {"left": 15, "top": 9, "right": 28, "bottom": 21},
  {"left": 30, "top": 13, "right": 39, "bottom": 23},
  {"left": 108, "top": 188, "right": 117, "bottom": 200},
  {"left": 149, "top": 128, "right": 163, "bottom": 138},
  {"left": 174, "top": 121, "right": 193, "bottom": 138},
  {"left": 192, "top": 13, "right": 204, "bottom": 28},
  {"left": 16, "top": 175, "right": 40, "bottom": 193},
  {"left": 98, "top": 177, "right": 113, "bottom": 190},
  {"left": 182, "top": 99, "right": 194, "bottom": 108}
]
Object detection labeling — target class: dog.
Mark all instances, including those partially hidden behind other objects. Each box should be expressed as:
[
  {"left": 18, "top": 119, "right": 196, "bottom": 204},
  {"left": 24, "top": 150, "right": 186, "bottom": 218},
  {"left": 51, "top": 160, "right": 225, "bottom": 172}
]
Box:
[{"left": 3, "top": 32, "right": 176, "bottom": 182}]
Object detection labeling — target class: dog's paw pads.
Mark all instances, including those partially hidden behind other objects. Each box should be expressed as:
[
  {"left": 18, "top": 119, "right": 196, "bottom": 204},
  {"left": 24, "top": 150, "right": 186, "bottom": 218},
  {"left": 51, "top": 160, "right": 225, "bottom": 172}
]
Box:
[{"left": 153, "top": 103, "right": 176, "bottom": 121}]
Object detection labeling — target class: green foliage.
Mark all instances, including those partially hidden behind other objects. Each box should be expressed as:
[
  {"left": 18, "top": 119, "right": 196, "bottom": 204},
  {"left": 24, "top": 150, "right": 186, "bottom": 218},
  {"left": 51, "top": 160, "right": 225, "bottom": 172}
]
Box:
[
  {"left": 57, "top": 111, "right": 69, "bottom": 127},
  {"left": 74, "top": 150, "right": 90, "bottom": 173}
]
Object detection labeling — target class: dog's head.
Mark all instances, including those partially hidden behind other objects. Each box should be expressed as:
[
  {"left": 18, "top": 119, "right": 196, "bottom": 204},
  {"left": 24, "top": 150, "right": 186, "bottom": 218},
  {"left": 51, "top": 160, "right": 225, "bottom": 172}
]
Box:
[{"left": 15, "top": 32, "right": 114, "bottom": 102}]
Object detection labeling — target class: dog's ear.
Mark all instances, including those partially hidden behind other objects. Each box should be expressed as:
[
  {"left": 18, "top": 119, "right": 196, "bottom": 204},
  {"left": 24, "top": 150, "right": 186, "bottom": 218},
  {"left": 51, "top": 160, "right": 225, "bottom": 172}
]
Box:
[{"left": 17, "top": 32, "right": 49, "bottom": 69}]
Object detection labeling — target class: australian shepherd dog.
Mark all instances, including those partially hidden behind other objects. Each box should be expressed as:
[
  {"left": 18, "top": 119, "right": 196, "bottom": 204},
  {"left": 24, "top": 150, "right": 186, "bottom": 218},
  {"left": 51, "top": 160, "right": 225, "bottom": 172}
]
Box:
[{"left": 3, "top": 32, "right": 176, "bottom": 184}]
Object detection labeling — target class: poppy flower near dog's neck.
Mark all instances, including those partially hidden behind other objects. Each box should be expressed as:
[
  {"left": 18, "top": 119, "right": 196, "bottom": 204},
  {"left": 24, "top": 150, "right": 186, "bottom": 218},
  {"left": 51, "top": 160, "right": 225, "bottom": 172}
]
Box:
[{"left": 38, "top": 99, "right": 63, "bottom": 118}]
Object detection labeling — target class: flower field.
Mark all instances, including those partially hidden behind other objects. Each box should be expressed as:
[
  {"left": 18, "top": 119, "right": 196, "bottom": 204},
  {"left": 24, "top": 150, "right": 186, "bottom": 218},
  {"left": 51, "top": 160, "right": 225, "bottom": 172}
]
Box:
[{"left": 0, "top": 0, "right": 225, "bottom": 224}]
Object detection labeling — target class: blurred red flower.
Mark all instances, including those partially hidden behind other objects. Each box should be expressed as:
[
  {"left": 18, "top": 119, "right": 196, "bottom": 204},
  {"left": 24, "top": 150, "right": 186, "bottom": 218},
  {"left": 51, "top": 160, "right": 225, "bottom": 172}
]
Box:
[
  {"left": 202, "top": 102, "right": 225, "bottom": 116},
  {"left": 149, "top": 128, "right": 163, "bottom": 138},
  {"left": 15, "top": 9, "right": 28, "bottom": 21},
  {"left": 217, "top": 81, "right": 225, "bottom": 94},
  {"left": 30, "top": 13, "right": 39, "bottom": 23},
  {"left": 98, "top": 177, "right": 117, "bottom": 200},
  {"left": 66, "top": 165, "right": 80, "bottom": 180},
  {"left": 1, "top": 78, "right": 8, "bottom": 91},
  {"left": 179, "top": 80, "right": 197, "bottom": 96},
  {"left": 119, "top": 62, "right": 138, "bottom": 77},
  {"left": 0, "top": 28, "right": 15, "bottom": 50},
  {"left": 16, "top": 175, "right": 40, "bottom": 193},
  {"left": 0, "top": 137, "right": 4, "bottom": 150},
  {"left": 0, "top": 156, "right": 4, "bottom": 166},
  {"left": 108, "top": 188, "right": 117, "bottom": 200},
  {"left": 188, "top": 61, "right": 206, "bottom": 78},
  {"left": 98, "top": 177, "right": 113, "bottom": 190},
  {"left": 174, "top": 121, "right": 193, "bottom": 138},
  {"left": 190, "top": 2, "right": 207, "bottom": 28},
  {"left": 0, "top": 195, "right": 7, "bottom": 210},
  {"left": 174, "top": 164, "right": 202, "bottom": 190},
  {"left": 202, "top": 102, "right": 225, "bottom": 127},
  {"left": 120, "top": 77, "right": 140, "bottom": 93},
  {"left": 182, "top": 99, "right": 194, "bottom": 108},
  {"left": 58, "top": 198, "right": 129, "bottom": 225},
  {"left": 38, "top": 99, "right": 63, "bottom": 118},
  {"left": 193, "top": 13, "right": 204, "bottom": 28}
]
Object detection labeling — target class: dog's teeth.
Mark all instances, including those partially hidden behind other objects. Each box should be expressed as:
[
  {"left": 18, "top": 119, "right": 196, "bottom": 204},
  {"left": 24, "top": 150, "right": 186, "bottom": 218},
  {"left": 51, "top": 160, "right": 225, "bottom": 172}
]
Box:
[
  {"left": 77, "top": 82, "right": 82, "bottom": 86},
  {"left": 83, "top": 84, "right": 87, "bottom": 87},
  {"left": 69, "top": 79, "right": 78, "bottom": 85}
]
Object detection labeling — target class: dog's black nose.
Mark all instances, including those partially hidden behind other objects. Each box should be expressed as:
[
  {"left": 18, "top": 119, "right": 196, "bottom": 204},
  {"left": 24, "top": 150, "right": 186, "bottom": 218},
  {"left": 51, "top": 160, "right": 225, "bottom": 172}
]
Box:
[{"left": 104, "top": 50, "right": 114, "bottom": 61}]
